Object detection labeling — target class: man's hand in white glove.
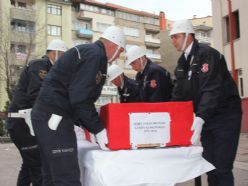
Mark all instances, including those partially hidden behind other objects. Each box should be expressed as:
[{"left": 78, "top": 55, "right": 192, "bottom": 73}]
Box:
[
  {"left": 191, "top": 117, "right": 205, "bottom": 145},
  {"left": 18, "top": 109, "right": 34, "bottom": 136},
  {"left": 96, "top": 129, "right": 109, "bottom": 150}
]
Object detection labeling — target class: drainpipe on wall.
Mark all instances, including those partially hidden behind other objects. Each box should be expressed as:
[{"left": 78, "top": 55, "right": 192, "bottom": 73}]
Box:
[{"left": 227, "top": 0, "right": 238, "bottom": 84}]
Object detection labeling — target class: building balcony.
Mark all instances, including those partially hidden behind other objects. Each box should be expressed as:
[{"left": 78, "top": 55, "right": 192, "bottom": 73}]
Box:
[
  {"left": 145, "top": 36, "right": 161, "bottom": 48},
  {"left": 144, "top": 24, "right": 160, "bottom": 33},
  {"left": 10, "top": 6, "right": 36, "bottom": 22},
  {"left": 146, "top": 53, "right": 161, "bottom": 63},
  {"left": 145, "top": 36, "right": 160, "bottom": 44},
  {"left": 196, "top": 35, "right": 211, "bottom": 44},
  {"left": 10, "top": 30, "right": 34, "bottom": 43},
  {"left": 77, "top": 28, "right": 93, "bottom": 38},
  {"left": 77, "top": 11, "right": 92, "bottom": 21}
]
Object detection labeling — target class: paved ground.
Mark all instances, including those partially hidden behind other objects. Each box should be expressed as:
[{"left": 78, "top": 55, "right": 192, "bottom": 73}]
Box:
[
  {"left": 177, "top": 133, "right": 248, "bottom": 186},
  {"left": 1, "top": 133, "right": 248, "bottom": 186}
]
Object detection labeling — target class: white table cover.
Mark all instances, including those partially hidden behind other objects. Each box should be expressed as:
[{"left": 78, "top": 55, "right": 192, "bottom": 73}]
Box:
[{"left": 77, "top": 139, "right": 214, "bottom": 186}]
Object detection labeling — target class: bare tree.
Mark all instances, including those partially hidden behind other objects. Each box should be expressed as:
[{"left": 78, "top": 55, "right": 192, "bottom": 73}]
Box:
[
  {"left": 0, "top": 6, "right": 46, "bottom": 102},
  {"left": 0, "top": 13, "right": 12, "bottom": 100}
]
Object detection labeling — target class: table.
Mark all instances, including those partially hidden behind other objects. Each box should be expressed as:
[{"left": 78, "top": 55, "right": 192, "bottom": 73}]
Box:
[{"left": 77, "top": 140, "right": 214, "bottom": 186}]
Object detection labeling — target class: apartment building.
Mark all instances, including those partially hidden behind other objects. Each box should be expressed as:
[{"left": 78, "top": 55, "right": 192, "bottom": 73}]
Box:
[
  {"left": 211, "top": 0, "right": 248, "bottom": 132},
  {"left": 72, "top": 0, "right": 162, "bottom": 105},
  {"left": 0, "top": 1, "right": 10, "bottom": 110},
  {"left": 0, "top": 0, "right": 163, "bottom": 108},
  {"left": 0, "top": 0, "right": 73, "bottom": 110},
  {"left": 191, "top": 16, "right": 213, "bottom": 46}
]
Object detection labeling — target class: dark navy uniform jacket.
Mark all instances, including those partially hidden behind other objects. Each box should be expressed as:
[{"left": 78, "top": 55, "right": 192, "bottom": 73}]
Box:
[
  {"left": 131, "top": 59, "right": 173, "bottom": 102},
  {"left": 34, "top": 41, "right": 107, "bottom": 134},
  {"left": 118, "top": 75, "right": 140, "bottom": 103},
  {"left": 7, "top": 56, "right": 52, "bottom": 129},
  {"left": 171, "top": 39, "right": 242, "bottom": 124}
]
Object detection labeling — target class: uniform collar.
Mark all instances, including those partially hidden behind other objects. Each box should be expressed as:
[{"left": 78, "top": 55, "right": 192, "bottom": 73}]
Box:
[
  {"left": 140, "top": 59, "right": 151, "bottom": 75},
  {"left": 95, "top": 40, "right": 108, "bottom": 62},
  {"left": 184, "top": 41, "right": 193, "bottom": 60}
]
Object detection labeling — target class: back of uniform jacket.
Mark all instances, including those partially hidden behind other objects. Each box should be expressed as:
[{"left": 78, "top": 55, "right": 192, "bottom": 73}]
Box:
[
  {"left": 35, "top": 41, "right": 107, "bottom": 134},
  {"left": 7, "top": 56, "right": 52, "bottom": 129}
]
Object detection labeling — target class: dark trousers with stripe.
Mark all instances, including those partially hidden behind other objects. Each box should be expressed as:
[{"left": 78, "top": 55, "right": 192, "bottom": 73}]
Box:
[
  {"left": 8, "top": 118, "right": 42, "bottom": 186},
  {"left": 31, "top": 107, "right": 81, "bottom": 186}
]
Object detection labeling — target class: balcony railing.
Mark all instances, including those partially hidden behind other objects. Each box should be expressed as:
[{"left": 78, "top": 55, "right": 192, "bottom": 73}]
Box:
[
  {"left": 77, "top": 29, "right": 93, "bottom": 39},
  {"left": 196, "top": 35, "right": 211, "bottom": 44},
  {"left": 10, "top": 6, "right": 36, "bottom": 22},
  {"left": 146, "top": 53, "right": 161, "bottom": 60},
  {"left": 145, "top": 36, "right": 160, "bottom": 44}
]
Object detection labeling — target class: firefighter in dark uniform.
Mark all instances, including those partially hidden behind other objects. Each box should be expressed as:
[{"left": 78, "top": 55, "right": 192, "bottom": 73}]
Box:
[
  {"left": 107, "top": 64, "right": 140, "bottom": 102},
  {"left": 6, "top": 39, "right": 67, "bottom": 186},
  {"left": 125, "top": 45, "right": 173, "bottom": 102},
  {"left": 31, "top": 26, "right": 126, "bottom": 186},
  {"left": 170, "top": 19, "right": 242, "bottom": 186}
]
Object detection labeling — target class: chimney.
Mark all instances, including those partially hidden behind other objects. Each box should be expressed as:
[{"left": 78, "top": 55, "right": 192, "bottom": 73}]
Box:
[{"left": 159, "top": 11, "right": 166, "bottom": 31}]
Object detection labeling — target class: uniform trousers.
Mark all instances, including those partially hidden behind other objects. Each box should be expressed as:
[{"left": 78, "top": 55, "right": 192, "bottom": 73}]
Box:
[
  {"left": 201, "top": 111, "right": 242, "bottom": 186},
  {"left": 8, "top": 118, "right": 42, "bottom": 186},
  {"left": 31, "top": 107, "right": 81, "bottom": 186}
]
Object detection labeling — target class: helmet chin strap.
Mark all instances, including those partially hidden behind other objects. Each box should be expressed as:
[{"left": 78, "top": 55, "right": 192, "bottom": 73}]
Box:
[
  {"left": 140, "top": 58, "right": 147, "bottom": 72},
  {"left": 108, "top": 46, "right": 121, "bottom": 63},
  {"left": 50, "top": 51, "right": 59, "bottom": 65},
  {"left": 180, "top": 33, "right": 189, "bottom": 52},
  {"left": 120, "top": 74, "right": 124, "bottom": 88}
]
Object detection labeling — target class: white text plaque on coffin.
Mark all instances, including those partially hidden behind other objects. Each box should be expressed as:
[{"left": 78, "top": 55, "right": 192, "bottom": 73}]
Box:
[{"left": 129, "top": 112, "right": 170, "bottom": 148}]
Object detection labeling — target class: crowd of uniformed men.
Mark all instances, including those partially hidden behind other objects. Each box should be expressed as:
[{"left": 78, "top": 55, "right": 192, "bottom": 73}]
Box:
[{"left": 7, "top": 20, "right": 242, "bottom": 186}]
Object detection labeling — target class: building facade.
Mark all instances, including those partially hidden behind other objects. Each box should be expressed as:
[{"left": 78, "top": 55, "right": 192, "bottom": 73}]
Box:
[
  {"left": 211, "top": 0, "right": 248, "bottom": 132},
  {"left": 72, "top": 0, "right": 163, "bottom": 105},
  {"left": 0, "top": 0, "right": 164, "bottom": 108}
]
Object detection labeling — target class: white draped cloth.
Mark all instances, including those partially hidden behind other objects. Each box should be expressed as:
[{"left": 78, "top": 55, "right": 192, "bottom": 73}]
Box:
[{"left": 75, "top": 126, "right": 214, "bottom": 186}]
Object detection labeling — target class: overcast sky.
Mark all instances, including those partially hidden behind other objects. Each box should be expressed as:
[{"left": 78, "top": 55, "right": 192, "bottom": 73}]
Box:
[{"left": 96, "top": 0, "right": 212, "bottom": 21}]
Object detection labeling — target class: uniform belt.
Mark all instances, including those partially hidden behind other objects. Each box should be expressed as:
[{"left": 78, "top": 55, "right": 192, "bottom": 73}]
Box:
[{"left": 8, "top": 113, "right": 25, "bottom": 118}]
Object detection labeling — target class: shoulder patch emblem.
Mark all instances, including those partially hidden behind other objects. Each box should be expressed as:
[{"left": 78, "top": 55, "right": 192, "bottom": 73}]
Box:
[
  {"left": 201, "top": 63, "right": 209, "bottom": 73},
  {"left": 38, "top": 70, "right": 48, "bottom": 79},
  {"left": 150, "top": 80, "right": 157, "bottom": 88}
]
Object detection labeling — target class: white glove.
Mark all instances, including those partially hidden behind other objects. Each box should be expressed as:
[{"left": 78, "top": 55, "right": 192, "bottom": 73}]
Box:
[
  {"left": 48, "top": 114, "right": 62, "bottom": 130},
  {"left": 18, "top": 109, "right": 34, "bottom": 136},
  {"left": 89, "top": 133, "right": 97, "bottom": 144},
  {"left": 96, "top": 129, "right": 109, "bottom": 150},
  {"left": 190, "top": 117, "right": 205, "bottom": 145}
]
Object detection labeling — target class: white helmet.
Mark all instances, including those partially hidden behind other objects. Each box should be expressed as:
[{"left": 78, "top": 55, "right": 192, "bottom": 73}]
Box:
[
  {"left": 125, "top": 46, "right": 146, "bottom": 66},
  {"left": 169, "top": 19, "right": 195, "bottom": 36},
  {"left": 107, "top": 64, "right": 123, "bottom": 82},
  {"left": 47, "top": 39, "right": 67, "bottom": 52},
  {"left": 101, "top": 26, "right": 126, "bottom": 49}
]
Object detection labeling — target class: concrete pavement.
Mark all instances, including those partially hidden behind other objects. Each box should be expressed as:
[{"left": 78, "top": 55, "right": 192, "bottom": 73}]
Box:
[
  {"left": 177, "top": 133, "right": 248, "bottom": 186},
  {"left": 1, "top": 133, "right": 248, "bottom": 186}
]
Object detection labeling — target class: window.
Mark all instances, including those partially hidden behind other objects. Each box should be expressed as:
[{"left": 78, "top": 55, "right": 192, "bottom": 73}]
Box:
[
  {"left": 11, "top": 0, "right": 15, "bottom": 6},
  {"left": 17, "top": 45, "right": 26, "bottom": 53},
  {"left": 224, "top": 10, "right": 240, "bottom": 43},
  {"left": 48, "top": 4, "right": 61, "bottom": 15},
  {"left": 80, "top": 4, "right": 114, "bottom": 16},
  {"left": 73, "top": 21, "right": 91, "bottom": 31},
  {"left": 47, "top": 25, "right": 61, "bottom": 36},
  {"left": 11, "top": 19, "right": 35, "bottom": 32},
  {"left": 123, "top": 27, "right": 139, "bottom": 37},
  {"left": 17, "top": 2, "right": 26, "bottom": 8},
  {"left": 96, "top": 23, "right": 111, "bottom": 32}
]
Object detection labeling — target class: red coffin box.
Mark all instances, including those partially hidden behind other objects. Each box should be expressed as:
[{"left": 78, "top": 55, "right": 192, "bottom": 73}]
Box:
[{"left": 99, "top": 101, "right": 194, "bottom": 150}]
